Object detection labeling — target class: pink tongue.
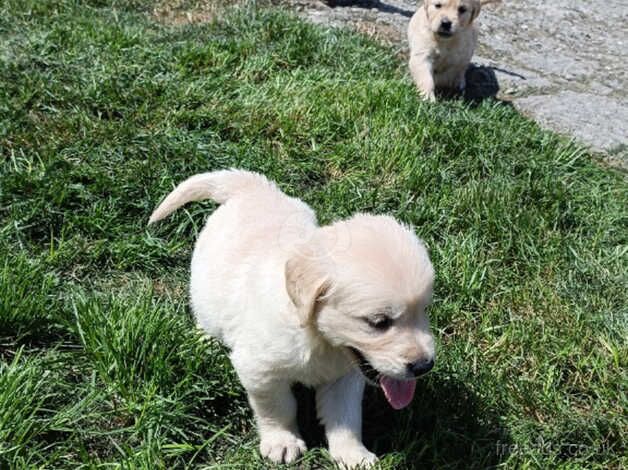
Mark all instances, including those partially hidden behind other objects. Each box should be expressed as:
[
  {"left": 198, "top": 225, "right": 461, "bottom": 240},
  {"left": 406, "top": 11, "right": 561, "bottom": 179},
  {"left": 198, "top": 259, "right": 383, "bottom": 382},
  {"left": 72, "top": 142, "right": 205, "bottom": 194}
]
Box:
[{"left": 379, "top": 376, "right": 417, "bottom": 410}]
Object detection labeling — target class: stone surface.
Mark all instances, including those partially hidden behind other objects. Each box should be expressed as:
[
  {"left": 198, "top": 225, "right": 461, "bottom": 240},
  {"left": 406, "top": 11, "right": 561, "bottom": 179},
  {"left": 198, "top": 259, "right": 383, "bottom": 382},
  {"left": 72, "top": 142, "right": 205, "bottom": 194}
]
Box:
[
  {"left": 517, "top": 92, "right": 627, "bottom": 156},
  {"left": 279, "top": 0, "right": 628, "bottom": 168}
]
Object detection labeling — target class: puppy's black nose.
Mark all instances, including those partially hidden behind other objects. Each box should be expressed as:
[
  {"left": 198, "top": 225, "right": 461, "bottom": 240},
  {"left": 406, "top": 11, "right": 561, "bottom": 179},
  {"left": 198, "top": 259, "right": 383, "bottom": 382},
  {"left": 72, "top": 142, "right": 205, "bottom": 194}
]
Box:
[
  {"left": 440, "top": 19, "right": 452, "bottom": 31},
  {"left": 407, "top": 358, "right": 434, "bottom": 377}
]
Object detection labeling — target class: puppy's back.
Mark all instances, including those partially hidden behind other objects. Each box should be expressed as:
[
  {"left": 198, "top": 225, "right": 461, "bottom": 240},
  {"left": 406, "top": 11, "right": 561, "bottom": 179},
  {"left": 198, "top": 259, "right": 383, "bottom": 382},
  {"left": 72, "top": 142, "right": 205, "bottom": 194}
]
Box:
[{"left": 184, "top": 171, "right": 317, "bottom": 344}]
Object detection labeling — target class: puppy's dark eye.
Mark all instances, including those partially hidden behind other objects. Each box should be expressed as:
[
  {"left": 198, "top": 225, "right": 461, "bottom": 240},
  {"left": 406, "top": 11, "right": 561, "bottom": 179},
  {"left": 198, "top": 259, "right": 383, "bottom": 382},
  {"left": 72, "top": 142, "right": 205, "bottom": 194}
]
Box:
[
  {"left": 434, "top": 3, "right": 443, "bottom": 8},
  {"left": 458, "top": 6, "right": 468, "bottom": 13},
  {"left": 366, "top": 316, "right": 393, "bottom": 331}
]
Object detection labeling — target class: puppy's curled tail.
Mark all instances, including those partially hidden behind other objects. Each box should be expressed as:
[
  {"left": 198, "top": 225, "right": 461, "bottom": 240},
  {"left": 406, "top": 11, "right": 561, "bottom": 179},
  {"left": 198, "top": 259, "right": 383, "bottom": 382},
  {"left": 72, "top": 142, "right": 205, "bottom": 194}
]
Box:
[{"left": 148, "top": 169, "right": 274, "bottom": 224}]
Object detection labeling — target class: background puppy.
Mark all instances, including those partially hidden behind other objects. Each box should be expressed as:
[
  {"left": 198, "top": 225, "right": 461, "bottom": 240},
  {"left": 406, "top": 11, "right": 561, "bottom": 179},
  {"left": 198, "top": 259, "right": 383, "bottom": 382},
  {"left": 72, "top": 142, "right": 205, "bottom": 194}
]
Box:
[
  {"left": 149, "top": 170, "right": 435, "bottom": 468},
  {"left": 408, "top": 0, "right": 499, "bottom": 101}
]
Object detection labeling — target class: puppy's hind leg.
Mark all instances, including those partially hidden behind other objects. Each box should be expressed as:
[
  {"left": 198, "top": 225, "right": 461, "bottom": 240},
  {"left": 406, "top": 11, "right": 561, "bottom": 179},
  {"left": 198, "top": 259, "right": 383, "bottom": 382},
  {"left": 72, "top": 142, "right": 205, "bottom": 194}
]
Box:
[
  {"left": 248, "top": 383, "right": 307, "bottom": 464},
  {"left": 316, "top": 370, "right": 377, "bottom": 468}
]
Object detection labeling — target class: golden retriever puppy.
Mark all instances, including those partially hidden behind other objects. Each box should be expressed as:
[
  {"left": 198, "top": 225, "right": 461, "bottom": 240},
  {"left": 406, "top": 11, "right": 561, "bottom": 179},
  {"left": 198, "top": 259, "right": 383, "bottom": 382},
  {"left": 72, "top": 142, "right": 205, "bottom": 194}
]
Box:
[
  {"left": 408, "top": 0, "right": 498, "bottom": 100},
  {"left": 149, "top": 169, "right": 435, "bottom": 468}
]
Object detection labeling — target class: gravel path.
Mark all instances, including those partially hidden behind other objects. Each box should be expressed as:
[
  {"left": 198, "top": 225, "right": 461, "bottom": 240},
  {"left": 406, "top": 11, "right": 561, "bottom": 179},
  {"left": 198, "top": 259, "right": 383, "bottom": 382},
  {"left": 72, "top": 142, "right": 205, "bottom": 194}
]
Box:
[{"left": 284, "top": 0, "right": 628, "bottom": 168}]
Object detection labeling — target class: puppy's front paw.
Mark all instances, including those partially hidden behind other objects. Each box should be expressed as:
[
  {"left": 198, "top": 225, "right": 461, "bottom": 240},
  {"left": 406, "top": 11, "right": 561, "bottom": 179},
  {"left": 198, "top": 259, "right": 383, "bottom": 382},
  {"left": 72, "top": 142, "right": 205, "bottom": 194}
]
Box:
[
  {"left": 332, "top": 445, "right": 378, "bottom": 468},
  {"left": 457, "top": 76, "right": 467, "bottom": 92},
  {"left": 421, "top": 90, "right": 437, "bottom": 102},
  {"left": 259, "top": 429, "right": 306, "bottom": 464}
]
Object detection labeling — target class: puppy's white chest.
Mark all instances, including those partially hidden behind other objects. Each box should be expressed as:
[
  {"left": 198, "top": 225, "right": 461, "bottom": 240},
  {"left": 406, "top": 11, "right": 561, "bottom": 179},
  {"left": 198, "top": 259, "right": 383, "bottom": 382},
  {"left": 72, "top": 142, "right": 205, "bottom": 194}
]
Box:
[
  {"left": 432, "top": 50, "right": 453, "bottom": 74},
  {"left": 431, "top": 29, "right": 476, "bottom": 73}
]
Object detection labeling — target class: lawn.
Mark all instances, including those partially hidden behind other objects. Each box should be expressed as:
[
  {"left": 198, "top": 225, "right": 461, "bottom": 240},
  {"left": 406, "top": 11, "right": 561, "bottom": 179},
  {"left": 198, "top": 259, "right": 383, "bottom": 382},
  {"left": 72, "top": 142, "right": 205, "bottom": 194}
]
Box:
[{"left": 0, "top": 0, "right": 626, "bottom": 468}]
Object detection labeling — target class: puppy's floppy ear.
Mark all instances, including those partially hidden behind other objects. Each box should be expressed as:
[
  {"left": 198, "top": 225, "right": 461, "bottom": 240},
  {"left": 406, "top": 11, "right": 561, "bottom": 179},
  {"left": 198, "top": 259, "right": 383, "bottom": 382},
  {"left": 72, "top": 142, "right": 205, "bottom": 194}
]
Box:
[{"left": 285, "top": 255, "right": 331, "bottom": 327}]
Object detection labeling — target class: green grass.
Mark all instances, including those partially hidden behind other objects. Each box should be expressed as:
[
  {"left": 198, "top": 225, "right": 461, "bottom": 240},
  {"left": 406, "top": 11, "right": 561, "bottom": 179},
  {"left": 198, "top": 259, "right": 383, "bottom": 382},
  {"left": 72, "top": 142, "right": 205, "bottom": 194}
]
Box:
[{"left": 0, "top": 0, "right": 626, "bottom": 468}]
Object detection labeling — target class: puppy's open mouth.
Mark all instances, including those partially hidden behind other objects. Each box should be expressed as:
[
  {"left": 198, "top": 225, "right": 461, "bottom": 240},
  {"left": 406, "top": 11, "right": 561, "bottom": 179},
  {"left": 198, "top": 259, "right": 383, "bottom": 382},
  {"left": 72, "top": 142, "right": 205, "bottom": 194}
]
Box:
[
  {"left": 348, "top": 347, "right": 416, "bottom": 410},
  {"left": 437, "top": 31, "right": 454, "bottom": 38}
]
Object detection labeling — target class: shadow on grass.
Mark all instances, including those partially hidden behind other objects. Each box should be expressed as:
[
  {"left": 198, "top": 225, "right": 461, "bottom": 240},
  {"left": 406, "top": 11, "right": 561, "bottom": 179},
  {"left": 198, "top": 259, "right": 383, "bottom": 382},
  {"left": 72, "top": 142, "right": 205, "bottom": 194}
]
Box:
[{"left": 295, "top": 373, "right": 509, "bottom": 468}]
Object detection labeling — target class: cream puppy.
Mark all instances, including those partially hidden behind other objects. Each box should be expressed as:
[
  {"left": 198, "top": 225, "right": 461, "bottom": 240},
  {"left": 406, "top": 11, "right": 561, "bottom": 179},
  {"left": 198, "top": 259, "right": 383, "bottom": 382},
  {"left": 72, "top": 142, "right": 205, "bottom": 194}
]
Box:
[
  {"left": 149, "top": 170, "right": 435, "bottom": 468},
  {"left": 408, "top": 0, "right": 498, "bottom": 101}
]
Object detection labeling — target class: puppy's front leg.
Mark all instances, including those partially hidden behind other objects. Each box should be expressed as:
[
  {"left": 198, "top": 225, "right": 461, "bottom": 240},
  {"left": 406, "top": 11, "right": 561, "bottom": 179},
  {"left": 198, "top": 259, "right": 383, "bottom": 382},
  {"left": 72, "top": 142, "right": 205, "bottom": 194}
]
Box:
[
  {"left": 457, "top": 72, "right": 467, "bottom": 93},
  {"left": 454, "top": 66, "right": 467, "bottom": 94},
  {"left": 317, "top": 370, "right": 377, "bottom": 468},
  {"left": 248, "top": 383, "right": 306, "bottom": 464},
  {"left": 409, "top": 55, "right": 436, "bottom": 102}
]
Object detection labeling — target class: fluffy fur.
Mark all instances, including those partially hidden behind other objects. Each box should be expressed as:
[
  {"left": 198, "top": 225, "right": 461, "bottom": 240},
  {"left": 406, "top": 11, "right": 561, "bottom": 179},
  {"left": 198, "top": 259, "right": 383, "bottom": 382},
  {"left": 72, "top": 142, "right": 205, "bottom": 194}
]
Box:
[
  {"left": 149, "top": 169, "right": 435, "bottom": 467},
  {"left": 408, "top": 0, "right": 500, "bottom": 101}
]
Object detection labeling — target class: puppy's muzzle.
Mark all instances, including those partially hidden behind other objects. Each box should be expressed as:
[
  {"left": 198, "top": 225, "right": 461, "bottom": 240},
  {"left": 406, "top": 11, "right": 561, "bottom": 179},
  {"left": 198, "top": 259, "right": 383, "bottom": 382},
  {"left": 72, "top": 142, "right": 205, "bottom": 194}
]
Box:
[
  {"left": 437, "top": 18, "right": 454, "bottom": 37},
  {"left": 350, "top": 347, "right": 435, "bottom": 381},
  {"left": 406, "top": 358, "right": 434, "bottom": 377}
]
